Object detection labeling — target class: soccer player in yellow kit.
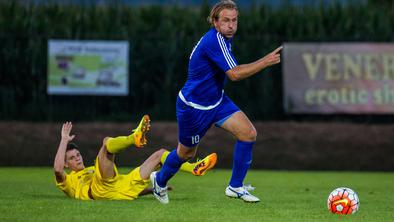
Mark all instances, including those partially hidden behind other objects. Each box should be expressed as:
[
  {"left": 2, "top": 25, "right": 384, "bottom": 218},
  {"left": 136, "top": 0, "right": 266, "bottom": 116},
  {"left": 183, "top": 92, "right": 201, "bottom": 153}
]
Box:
[{"left": 54, "top": 115, "right": 217, "bottom": 200}]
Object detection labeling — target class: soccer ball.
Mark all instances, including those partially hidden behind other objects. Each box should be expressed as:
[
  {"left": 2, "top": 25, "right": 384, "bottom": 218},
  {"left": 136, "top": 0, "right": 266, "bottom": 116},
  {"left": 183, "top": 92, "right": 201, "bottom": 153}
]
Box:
[{"left": 327, "top": 187, "right": 359, "bottom": 214}]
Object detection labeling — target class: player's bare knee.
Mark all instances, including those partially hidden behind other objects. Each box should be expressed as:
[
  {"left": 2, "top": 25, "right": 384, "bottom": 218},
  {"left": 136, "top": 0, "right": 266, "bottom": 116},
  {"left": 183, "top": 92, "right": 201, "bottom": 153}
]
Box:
[
  {"left": 103, "top": 137, "right": 110, "bottom": 145},
  {"left": 155, "top": 149, "right": 167, "bottom": 159},
  {"left": 240, "top": 128, "right": 257, "bottom": 141},
  {"left": 100, "top": 137, "right": 113, "bottom": 156},
  {"left": 157, "top": 148, "right": 167, "bottom": 155},
  {"left": 249, "top": 128, "right": 257, "bottom": 141}
]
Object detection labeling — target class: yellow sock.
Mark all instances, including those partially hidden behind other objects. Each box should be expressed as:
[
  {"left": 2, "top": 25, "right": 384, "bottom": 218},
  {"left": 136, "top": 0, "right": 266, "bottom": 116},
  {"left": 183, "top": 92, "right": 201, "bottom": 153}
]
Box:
[
  {"left": 160, "top": 150, "right": 196, "bottom": 173},
  {"left": 180, "top": 162, "right": 195, "bottom": 173},
  {"left": 105, "top": 135, "right": 135, "bottom": 154},
  {"left": 160, "top": 150, "right": 170, "bottom": 164}
]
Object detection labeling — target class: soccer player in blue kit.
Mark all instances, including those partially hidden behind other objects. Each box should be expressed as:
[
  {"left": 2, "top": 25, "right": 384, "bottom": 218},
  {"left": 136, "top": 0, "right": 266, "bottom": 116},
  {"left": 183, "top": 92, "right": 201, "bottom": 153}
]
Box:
[{"left": 151, "top": 0, "right": 282, "bottom": 204}]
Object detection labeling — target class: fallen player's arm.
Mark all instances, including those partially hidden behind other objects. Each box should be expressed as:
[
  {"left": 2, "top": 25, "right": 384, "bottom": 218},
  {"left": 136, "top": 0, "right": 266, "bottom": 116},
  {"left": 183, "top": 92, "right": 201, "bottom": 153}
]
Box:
[
  {"left": 54, "top": 138, "right": 68, "bottom": 183},
  {"left": 54, "top": 122, "right": 75, "bottom": 183}
]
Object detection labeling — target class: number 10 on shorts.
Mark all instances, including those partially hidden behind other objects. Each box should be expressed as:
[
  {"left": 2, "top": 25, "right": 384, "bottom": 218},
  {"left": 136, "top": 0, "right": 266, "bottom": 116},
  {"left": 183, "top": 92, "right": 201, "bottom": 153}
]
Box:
[{"left": 191, "top": 135, "right": 200, "bottom": 145}]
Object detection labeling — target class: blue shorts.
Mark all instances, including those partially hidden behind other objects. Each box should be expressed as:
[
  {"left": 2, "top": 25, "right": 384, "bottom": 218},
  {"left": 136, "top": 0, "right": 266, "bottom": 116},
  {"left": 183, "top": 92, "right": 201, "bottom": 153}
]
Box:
[{"left": 176, "top": 94, "right": 240, "bottom": 147}]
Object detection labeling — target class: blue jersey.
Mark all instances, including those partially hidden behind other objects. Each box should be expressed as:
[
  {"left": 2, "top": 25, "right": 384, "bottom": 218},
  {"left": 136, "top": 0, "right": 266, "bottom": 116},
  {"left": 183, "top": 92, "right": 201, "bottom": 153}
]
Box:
[{"left": 179, "top": 28, "right": 238, "bottom": 109}]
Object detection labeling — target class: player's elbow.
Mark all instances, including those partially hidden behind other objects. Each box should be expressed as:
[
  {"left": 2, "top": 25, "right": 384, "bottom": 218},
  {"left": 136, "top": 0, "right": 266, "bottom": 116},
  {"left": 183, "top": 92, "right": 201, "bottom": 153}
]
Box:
[
  {"left": 229, "top": 74, "right": 241, "bottom": 82},
  {"left": 53, "top": 163, "right": 64, "bottom": 175},
  {"left": 54, "top": 169, "right": 65, "bottom": 183},
  {"left": 226, "top": 69, "right": 241, "bottom": 82},
  {"left": 54, "top": 167, "right": 63, "bottom": 177}
]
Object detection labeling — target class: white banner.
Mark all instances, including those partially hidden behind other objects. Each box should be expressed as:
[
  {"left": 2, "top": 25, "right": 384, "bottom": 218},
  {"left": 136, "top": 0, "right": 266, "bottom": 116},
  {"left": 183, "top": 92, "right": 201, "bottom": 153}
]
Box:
[{"left": 47, "top": 40, "right": 129, "bottom": 95}]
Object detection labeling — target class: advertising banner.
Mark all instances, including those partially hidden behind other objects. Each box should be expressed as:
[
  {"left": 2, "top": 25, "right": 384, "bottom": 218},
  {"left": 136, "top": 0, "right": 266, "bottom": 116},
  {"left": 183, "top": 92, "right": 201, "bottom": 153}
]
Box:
[
  {"left": 47, "top": 40, "right": 129, "bottom": 95},
  {"left": 283, "top": 43, "right": 394, "bottom": 113}
]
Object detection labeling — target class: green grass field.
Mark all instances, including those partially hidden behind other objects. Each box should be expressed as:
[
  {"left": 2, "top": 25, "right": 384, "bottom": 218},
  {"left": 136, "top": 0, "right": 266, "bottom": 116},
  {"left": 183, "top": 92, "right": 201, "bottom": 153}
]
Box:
[{"left": 0, "top": 168, "right": 393, "bottom": 222}]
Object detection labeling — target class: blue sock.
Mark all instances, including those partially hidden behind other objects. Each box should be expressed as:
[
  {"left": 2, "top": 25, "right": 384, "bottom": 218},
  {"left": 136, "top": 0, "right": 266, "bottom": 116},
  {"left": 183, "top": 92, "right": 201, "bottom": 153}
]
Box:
[
  {"left": 156, "top": 149, "right": 185, "bottom": 187},
  {"left": 229, "top": 140, "right": 254, "bottom": 188}
]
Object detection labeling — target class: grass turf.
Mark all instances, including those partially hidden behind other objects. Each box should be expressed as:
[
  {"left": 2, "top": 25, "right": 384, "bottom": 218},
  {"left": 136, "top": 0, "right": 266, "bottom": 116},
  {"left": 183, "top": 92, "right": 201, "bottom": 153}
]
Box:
[{"left": 0, "top": 168, "right": 393, "bottom": 222}]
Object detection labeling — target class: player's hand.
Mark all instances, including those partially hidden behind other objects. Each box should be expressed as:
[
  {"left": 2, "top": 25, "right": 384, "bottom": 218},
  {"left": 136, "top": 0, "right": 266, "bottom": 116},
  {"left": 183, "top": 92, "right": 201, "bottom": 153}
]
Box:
[
  {"left": 263, "top": 46, "right": 282, "bottom": 67},
  {"left": 61, "top": 122, "right": 75, "bottom": 142}
]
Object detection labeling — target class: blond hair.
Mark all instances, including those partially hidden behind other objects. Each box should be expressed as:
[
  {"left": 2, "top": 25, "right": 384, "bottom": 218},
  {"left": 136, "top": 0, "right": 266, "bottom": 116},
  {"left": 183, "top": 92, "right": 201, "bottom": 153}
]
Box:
[{"left": 207, "top": 0, "right": 238, "bottom": 26}]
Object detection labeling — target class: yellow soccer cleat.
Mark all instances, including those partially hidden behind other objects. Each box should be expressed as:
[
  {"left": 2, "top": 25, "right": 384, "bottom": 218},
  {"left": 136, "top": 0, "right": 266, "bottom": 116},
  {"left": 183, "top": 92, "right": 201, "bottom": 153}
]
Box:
[
  {"left": 133, "top": 115, "right": 151, "bottom": 148},
  {"left": 192, "top": 153, "right": 217, "bottom": 176}
]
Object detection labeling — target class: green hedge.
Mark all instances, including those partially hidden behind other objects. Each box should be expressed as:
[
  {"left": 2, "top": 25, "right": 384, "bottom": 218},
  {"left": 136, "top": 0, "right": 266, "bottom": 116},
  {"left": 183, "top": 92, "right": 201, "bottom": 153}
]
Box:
[{"left": 0, "top": 1, "right": 393, "bottom": 121}]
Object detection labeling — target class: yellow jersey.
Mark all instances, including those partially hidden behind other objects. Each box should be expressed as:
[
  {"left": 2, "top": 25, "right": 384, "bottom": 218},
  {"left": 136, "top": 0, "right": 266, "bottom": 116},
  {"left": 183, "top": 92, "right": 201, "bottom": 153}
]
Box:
[
  {"left": 56, "top": 166, "right": 95, "bottom": 200},
  {"left": 55, "top": 160, "right": 150, "bottom": 201}
]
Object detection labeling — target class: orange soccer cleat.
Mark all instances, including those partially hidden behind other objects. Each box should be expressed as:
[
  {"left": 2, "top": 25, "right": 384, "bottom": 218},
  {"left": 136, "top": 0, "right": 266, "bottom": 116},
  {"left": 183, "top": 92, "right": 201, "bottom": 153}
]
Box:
[
  {"left": 133, "top": 115, "right": 151, "bottom": 148},
  {"left": 192, "top": 153, "right": 217, "bottom": 176}
]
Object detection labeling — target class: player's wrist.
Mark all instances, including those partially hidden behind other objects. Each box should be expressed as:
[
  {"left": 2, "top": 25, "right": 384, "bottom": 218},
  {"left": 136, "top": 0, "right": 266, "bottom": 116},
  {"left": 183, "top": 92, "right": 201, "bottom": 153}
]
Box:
[{"left": 60, "top": 138, "right": 71, "bottom": 143}]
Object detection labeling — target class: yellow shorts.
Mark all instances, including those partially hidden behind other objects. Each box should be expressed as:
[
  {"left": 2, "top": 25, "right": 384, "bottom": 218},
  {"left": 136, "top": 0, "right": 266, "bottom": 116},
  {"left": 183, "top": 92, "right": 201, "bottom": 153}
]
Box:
[{"left": 90, "top": 157, "right": 150, "bottom": 200}]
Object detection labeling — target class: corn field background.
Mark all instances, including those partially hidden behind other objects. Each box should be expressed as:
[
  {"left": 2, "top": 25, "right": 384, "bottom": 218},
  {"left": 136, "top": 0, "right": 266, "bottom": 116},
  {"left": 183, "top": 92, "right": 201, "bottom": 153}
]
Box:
[{"left": 0, "top": 1, "right": 393, "bottom": 121}]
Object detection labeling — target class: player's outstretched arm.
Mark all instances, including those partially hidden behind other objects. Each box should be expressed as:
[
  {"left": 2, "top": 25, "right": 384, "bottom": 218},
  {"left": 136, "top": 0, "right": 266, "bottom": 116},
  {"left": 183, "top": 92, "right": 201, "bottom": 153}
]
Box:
[
  {"left": 226, "top": 46, "right": 282, "bottom": 81},
  {"left": 53, "top": 122, "right": 75, "bottom": 183}
]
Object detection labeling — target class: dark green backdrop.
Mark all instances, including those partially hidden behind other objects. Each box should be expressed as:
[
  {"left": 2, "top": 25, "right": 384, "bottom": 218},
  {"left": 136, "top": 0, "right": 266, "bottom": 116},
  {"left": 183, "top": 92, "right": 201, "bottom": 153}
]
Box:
[{"left": 1, "top": 1, "right": 393, "bottom": 121}]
